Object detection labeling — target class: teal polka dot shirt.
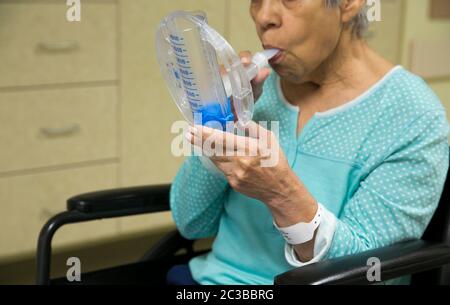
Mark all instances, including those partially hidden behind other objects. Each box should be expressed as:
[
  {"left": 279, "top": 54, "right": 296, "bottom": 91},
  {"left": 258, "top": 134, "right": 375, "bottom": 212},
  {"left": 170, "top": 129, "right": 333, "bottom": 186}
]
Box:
[{"left": 170, "top": 66, "right": 450, "bottom": 285}]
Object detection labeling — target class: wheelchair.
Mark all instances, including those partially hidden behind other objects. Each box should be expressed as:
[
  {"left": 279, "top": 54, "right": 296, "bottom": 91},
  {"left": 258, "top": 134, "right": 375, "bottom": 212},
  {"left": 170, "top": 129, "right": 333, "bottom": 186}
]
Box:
[{"left": 36, "top": 149, "right": 450, "bottom": 285}]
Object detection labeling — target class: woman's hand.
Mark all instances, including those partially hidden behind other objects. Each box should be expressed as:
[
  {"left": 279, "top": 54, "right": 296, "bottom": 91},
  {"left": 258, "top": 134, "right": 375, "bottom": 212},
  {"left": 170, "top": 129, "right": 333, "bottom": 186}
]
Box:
[
  {"left": 185, "top": 121, "right": 318, "bottom": 227},
  {"left": 239, "top": 50, "right": 271, "bottom": 102}
]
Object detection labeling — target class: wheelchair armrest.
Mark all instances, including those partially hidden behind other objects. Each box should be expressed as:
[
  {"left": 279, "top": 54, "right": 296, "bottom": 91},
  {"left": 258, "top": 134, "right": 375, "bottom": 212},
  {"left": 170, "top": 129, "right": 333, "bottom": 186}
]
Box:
[
  {"left": 274, "top": 240, "right": 450, "bottom": 285},
  {"left": 67, "top": 184, "right": 171, "bottom": 216},
  {"left": 37, "top": 184, "right": 172, "bottom": 284}
]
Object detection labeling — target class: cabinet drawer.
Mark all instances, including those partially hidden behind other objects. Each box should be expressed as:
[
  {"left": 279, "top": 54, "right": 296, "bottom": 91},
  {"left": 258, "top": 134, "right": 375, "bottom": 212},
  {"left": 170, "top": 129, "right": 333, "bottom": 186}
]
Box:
[
  {"left": 0, "top": 1, "right": 117, "bottom": 87},
  {"left": 0, "top": 163, "right": 119, "bottom": 260},
  {"left": 0, "top": 86, "right": 117, "bottom": 173}
]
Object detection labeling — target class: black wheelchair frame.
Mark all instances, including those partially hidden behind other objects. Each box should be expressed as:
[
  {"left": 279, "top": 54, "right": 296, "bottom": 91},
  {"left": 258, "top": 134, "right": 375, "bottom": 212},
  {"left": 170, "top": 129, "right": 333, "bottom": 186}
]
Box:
[{"left": 36, "top": 149, "right": 450, "bottom": 285}]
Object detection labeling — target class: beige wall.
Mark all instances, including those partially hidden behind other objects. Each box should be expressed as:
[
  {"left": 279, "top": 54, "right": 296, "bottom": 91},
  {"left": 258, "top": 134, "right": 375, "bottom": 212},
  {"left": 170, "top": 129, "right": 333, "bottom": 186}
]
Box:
[{"left": 400, "top": 0, "right": 450, "bottom": 121}]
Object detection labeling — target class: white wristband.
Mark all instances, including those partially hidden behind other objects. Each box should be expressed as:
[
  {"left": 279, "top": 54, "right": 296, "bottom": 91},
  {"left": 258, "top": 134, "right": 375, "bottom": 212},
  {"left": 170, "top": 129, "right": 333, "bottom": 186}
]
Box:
[{"left": 273, "top": 204, "right": 322, "bottom": 245}]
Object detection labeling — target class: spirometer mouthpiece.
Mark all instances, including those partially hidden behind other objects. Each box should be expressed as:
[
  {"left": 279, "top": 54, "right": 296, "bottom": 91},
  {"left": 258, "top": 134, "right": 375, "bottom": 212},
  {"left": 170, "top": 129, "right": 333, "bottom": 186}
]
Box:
[
  {"left": 222, "top": 48, "right": 280, "bottom": 98},
  {"left": 155, "top": 11, "right": 276, "bottom": 129}
]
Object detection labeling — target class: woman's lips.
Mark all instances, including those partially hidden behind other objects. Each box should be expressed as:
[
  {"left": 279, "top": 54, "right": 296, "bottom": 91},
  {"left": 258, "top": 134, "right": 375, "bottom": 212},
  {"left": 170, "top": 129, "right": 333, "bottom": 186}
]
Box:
[
  {"left": 263, "top": 44, "right": 285, "bottom": 64},
  {"left": 269, "top": 50, "right": 284, "bottom": 64}
]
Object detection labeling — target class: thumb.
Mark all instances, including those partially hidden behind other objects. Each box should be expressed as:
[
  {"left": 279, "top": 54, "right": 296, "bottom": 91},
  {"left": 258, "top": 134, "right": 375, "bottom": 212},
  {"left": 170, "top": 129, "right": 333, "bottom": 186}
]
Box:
[
  {"left": 252, "top": 67, "right": 271, "bottom": 85},
  {"left": 239, "top": 50, "right": 253, "bottom": 67},
  {"left": 250, "top": 67, "right": 271, "bottom": 102}
]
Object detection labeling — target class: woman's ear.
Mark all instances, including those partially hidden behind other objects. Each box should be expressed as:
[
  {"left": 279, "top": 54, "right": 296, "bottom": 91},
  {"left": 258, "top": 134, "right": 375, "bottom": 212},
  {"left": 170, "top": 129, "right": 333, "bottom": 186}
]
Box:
[{"left": 339, "top": 0, "right": 366, "bottom": 23}]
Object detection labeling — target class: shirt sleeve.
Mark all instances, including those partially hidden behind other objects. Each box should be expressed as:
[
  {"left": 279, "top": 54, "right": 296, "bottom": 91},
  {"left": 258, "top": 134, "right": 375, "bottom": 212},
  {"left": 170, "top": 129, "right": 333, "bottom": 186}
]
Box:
[
  {"left": 170, "top": 156, "right": 229, "bottom": 240},
  {"left": 285, "top": 109, "right": 449, "bottom": 266},
  {"left": 285, "top": 203, "right": 338, "bottom": 267}
]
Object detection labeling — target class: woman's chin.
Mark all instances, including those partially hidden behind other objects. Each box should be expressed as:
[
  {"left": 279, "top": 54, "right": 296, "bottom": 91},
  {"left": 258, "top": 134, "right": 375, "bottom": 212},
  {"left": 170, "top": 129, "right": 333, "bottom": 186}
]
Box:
[
  {"left": 275, "top": 67, "right": 305, "bottom": 84},
  {"left": 271, "top": 65, "right": 287, "bottom": 77}
]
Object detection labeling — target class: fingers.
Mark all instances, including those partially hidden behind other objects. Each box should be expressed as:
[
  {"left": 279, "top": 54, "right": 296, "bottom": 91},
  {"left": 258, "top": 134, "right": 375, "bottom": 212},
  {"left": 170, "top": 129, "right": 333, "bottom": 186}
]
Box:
[
  {"left": 183, "top": 123, "right": 278, "bottom": 170},
  {"left": 237, "top": 120, "right": 271, "bottom": 139},
  {"left": 236, "top": 121, "right": 278, "bottom": 158},
  {"left": 185, "top": 125, "right": 228, "bottom": 155},
  {"left": 239, "top": 50, "right": 253, "bottom": 67},
  {"left": 252, "top": 67, "right": 271, "bottom": 84},
  {"left": 239, "top": 50, "right": 271, "bottom": 102},
  {"left": 185, "top": 125, "right": 258, "bottom": 156},
  {"left": 251, "top": 67, "right": 271, "bottom": 92}
]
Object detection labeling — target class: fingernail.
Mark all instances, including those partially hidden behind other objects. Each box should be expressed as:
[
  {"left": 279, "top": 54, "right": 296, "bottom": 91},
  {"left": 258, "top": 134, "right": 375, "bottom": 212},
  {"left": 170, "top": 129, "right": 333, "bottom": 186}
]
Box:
[
  {"left": 184, "top": 132, "right": 192, "bottom": 142},
  {"left": 188, "top": 126, "right": 199, "bottom": 135}
]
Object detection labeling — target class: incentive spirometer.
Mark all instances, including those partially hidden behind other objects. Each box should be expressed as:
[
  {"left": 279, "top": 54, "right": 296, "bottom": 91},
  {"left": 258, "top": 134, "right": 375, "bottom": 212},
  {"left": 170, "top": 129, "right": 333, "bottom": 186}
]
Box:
[{"left": 155, "top": 11, "right": 279, "bottom": 129}]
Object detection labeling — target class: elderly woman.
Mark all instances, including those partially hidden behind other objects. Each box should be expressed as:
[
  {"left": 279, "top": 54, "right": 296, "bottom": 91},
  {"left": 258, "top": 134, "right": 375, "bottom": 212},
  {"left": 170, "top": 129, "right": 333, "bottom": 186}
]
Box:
[{"left": 168, "top": 0, "right": 449, "bottom": 284}]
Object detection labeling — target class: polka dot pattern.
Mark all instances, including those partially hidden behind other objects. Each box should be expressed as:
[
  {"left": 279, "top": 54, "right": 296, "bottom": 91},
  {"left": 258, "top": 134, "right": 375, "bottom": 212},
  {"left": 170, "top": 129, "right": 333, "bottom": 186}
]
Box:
[
  {"left": 324, "top": 109, "right": 449, "bottom": 259},
  {"left": 170, "top": 156, "right": 228, "bottom": 239},
  {"left": 170, "top": 66, "right": 450, "bottom": 284}
]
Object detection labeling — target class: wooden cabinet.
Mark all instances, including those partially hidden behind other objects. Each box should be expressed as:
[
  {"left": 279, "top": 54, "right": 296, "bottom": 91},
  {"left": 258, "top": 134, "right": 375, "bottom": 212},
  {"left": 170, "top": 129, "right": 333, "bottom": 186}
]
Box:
[
  {"left": 0, "top": 1, "right": 117, "bottom": 87},
  {"left": 0, "top": 0, "right": 120, "bottom": 261},
  {"left": 0, "top": 163, "right": 118, "bottom": 260},
  {"left": 0, "top": 86, "right": 117, "bottom": 173}
]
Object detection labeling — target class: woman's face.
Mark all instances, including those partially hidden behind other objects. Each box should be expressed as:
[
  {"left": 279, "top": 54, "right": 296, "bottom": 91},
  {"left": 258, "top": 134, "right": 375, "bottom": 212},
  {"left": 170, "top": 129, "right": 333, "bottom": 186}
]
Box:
[{"left": 250, "top": 0, "right": 342, "bottom": 83}]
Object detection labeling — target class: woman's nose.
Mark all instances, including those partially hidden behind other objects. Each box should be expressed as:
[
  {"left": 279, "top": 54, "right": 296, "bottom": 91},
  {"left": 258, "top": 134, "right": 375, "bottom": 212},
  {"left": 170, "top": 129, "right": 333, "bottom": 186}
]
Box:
[{"left": 253, "top": 0, "right": 282, "bottom": 31}]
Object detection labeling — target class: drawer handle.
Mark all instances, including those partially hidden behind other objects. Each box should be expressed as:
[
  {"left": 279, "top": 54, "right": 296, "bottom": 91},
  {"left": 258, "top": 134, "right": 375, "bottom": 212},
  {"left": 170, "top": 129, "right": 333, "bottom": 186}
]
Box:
[
  {"left": 40, "top": 123, "right": 81, "bottom": 137},
  {"left": 37, "top": 41, "right": 80, "bottom": 52}
]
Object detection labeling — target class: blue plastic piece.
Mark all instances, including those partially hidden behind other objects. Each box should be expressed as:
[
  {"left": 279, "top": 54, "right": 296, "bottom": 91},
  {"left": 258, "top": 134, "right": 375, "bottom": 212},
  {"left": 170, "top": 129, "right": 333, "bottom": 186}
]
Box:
[{"left": 193, "top": 97, "right": 235, "bottom": 129}]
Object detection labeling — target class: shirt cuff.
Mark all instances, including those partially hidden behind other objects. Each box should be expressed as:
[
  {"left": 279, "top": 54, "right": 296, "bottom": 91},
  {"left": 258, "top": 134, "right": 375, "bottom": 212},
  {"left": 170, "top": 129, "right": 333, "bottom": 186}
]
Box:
[{"left": 284, "top": 203, "right": 338, "bottom": 267}]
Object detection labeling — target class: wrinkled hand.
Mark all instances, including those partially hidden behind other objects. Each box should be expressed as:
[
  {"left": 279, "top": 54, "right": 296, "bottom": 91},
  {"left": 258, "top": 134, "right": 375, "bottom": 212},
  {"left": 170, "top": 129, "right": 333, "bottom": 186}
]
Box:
[{"left": 185, "top": 121, "right": 317, "bottom": 226}]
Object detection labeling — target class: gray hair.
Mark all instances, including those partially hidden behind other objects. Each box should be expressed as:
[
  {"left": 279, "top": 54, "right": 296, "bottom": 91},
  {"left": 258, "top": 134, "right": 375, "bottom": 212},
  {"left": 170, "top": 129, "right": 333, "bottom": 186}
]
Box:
[{"left": 326, "top": 0, "right": 369, "bottom": 38}]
